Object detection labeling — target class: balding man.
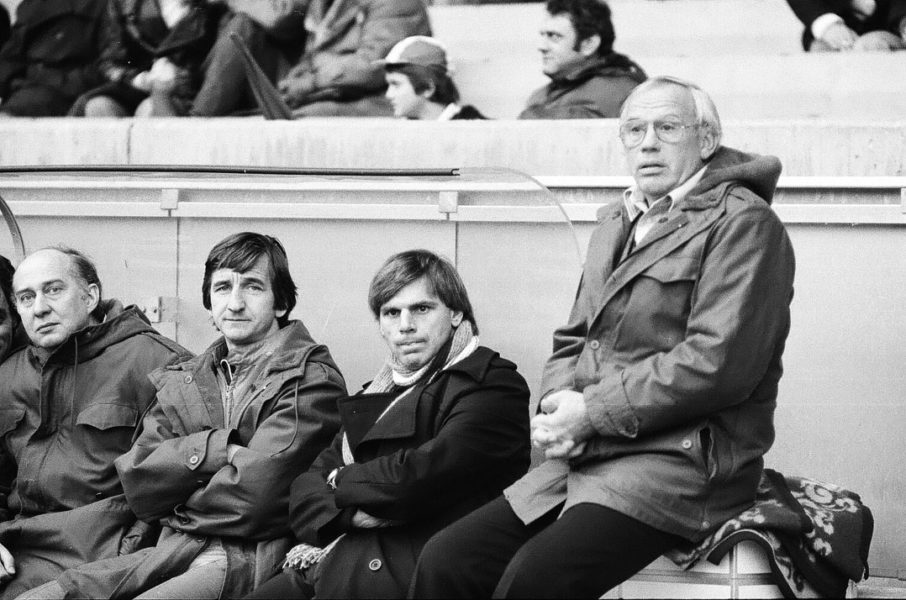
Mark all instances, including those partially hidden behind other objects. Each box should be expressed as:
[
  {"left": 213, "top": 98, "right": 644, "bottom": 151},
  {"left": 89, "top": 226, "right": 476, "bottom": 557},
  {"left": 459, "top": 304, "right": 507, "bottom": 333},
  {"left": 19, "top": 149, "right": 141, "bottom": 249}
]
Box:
[
  {"left": 0, "top": 247, "right": 189, "bottom": 598},
  {"left": 412, "top": 76, "right": 795, "bottom": 598}
]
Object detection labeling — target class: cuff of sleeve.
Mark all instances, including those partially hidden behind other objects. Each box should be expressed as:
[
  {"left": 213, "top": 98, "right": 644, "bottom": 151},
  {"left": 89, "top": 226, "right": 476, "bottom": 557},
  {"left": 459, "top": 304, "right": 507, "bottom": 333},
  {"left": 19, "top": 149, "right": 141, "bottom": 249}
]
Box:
[
  {"left": 184, "top": 429, "right": 231, "bottom": 472},
  {"left": 811, "top": 13, "right": 844, "bottom": 40},
  {"left": 582, "top": 374, "right": 639, "bottom": 438}
]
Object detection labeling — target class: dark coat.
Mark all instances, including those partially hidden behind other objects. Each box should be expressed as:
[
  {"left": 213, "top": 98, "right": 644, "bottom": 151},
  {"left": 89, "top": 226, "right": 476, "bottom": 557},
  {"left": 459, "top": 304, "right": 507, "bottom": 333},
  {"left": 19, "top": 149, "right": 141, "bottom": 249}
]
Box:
[
  {"left": 518, "top": 52, "right": 646, "bottom": 120},
  {"left": 289, "top": 346, "right": 531, "bottom": 598},
  {"left": 55, "top": 321, "right": 346, "bottom": 599},
  {"left": 0, "top": 0, "right": 106, "bottom": 116},
  {"left": 71, "top": 0, "right": 227, "bottom": 115},
  {"left": 506, "top": 147, "right": 796, "bottom": 542},
  {"left": 451, "top": 104, "right": 487, "bottom": 120},
  {"left": 787, "top": 0, "right": 906, "bottom": 48},
  {"left": 0, "top": 301, "right": 190, "bottom": 598}
]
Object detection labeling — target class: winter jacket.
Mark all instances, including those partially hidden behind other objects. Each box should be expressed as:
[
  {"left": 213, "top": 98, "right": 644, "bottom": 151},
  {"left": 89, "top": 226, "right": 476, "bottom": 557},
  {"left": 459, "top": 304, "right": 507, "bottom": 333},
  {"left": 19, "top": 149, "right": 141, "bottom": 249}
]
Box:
[
  {"left": 0, "top": 0, "right": 106, "bottom": 115},
  {"left": 0, "top": 300, "right": 190, "bottom": 598},
  {"left": 787, "top": 0, "right": 906, "bottom": 49},
  {"left": 71, "top": 0, "right": 227, "bottom": 115},
  {"left": 518, "top": 52, "right": 646, "bottom": 120},
  {"left": 56, "top": 320, "right": 346, "bottom": 599},
  {"left": 278, "top": 0, "right": 430, "bottom": 111},
  {"left": 506, "top": 147, "right": 796, "bottom": 542},
  {"left": 288, "top": 346, "right": 531, "bottom": 598}
]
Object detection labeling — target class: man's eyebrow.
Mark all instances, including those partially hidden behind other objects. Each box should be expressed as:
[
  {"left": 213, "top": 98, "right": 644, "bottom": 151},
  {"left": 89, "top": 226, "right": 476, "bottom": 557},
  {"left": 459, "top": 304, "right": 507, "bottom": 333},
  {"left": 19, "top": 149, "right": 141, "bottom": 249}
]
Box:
[{"left": 14, "top": 278, "right": 65, "bottom": 294}]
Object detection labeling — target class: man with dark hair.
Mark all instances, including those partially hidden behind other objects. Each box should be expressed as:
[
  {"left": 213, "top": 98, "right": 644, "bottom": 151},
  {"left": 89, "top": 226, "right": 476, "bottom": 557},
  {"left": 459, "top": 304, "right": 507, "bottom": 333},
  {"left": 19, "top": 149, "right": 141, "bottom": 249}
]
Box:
[
  {"left": 0, "top": 247, "right": 190, "bottom": 598},
  {"left": 26, "top": 232, "right": 346, "bottom": 599},
  {"left": 413, "top": 77, "right": 795, "bottom": 597},
  {"left": 0, "top": 254, "right": 25, "bottom": 363},
  {"left": 381, "top": 36, "right": 486, "bottom": 120},
  {"left": 519, "top": 0, "right": 646, "bottom": 119}
]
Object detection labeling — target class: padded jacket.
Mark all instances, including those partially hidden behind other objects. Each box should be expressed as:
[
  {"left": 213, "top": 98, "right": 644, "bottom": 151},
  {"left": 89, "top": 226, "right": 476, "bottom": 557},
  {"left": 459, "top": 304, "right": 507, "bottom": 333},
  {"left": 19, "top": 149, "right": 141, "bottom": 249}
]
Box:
[
  {"left": 56, "top": 320, "right": 346, "bottom": 599},
  {"left": 506, "top": 147, "right": 796, "bottom": 542},
  {"left": 0, "top": 300, "right": 190, "bottom": 598}
]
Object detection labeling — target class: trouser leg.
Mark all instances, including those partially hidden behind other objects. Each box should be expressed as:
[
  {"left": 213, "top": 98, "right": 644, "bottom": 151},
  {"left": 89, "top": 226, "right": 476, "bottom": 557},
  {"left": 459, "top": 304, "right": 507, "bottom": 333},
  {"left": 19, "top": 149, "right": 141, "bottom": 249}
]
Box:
[
  {"left": 493, "top": 502, "right": 683, "bottom": 599},
  {"left": 409, "top": 495, "right": 558, "bottom": 598},
  {"left": 190, "top": 13, "right": 285, "bottom": 116},
  {"left": 243, "top": 569, "right": 313, "bottom": 600}
]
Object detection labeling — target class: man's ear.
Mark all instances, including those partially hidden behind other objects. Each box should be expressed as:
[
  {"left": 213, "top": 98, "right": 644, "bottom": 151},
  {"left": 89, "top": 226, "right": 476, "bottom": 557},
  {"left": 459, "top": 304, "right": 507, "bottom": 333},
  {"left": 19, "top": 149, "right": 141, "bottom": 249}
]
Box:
[
  {"left": 451, "top": 310, "right": 463, "bottom": 327},
  {"left": 84, "top": 283, "right": 100, "bottom": 314},
  {"left": 578, "top": 34, "right": 601, "bottom": 57},
  {"left": 420, "top": 81, "right": 436, "bottom": 101},
  {"left": 699, "top": 126, "right": 719, "bottom": 161},
  {"left": 276, "top": 308, "right": 287, "bottom": 319}
]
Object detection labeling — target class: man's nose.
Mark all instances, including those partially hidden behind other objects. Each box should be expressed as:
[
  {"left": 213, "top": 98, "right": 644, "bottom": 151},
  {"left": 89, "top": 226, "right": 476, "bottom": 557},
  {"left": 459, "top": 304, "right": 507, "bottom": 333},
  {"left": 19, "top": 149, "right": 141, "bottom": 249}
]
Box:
[
  {"left": 32, "top": 293, "right": 50, "bottom": 315},
  {"left": 640, "top": 123, "right": 660, "bottom": 149},
  {"left": 227, "top": 288, "right": 245, "bottom": 311},
  {"left": 399, "top": 311, "right": 415, "bottom": 331}
]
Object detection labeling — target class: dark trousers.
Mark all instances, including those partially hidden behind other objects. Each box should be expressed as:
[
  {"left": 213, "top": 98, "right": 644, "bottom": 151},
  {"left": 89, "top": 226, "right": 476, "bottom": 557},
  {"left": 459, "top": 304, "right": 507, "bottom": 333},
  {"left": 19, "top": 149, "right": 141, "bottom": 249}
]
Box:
[
  {"left": 409, "top": 496, "right": 683, "bottom": 599},
  {"left": 244, "top": 568, "right": 313, "bottom": 600}
]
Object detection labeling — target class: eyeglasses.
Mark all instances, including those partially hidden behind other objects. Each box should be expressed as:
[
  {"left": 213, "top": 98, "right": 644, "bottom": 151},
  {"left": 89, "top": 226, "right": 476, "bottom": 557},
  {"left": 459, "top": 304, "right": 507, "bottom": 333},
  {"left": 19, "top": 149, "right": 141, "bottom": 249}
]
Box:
[{"left": 618, "top": 120, "right": 697, "bottom": 147}]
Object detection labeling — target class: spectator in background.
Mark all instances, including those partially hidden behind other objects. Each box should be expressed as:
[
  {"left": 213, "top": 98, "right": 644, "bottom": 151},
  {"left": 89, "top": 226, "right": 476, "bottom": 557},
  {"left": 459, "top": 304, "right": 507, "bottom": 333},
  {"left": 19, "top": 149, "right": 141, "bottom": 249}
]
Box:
[
  {"left": 70, "top": 0, "right": 229, "bottom": 117},
  {"left": 0, "top": 247, "right": 190, "bottom": 598},
  {"left": 380, "top": 36, "right": 486, "bottom": 120},
  {"left": 519, "top": 0, "right": 645, "bottom": 119},
  {"left": 787, "top": 0, "right": 906, "bottom": 51},
  {"left": 0, "top": 254, "right": 25, "bottom": 363},
  {"left": 246, "top": 250, "right": 530, "bottom": 599},
  {"left": 0, "top": 0, "right": 106, "bottom": 117},
  {"left": 22, "top": 233, "right": 346, "bottom": 600},
  {"left": 0, "top": 5, "right": 9, "bottom": 53}
]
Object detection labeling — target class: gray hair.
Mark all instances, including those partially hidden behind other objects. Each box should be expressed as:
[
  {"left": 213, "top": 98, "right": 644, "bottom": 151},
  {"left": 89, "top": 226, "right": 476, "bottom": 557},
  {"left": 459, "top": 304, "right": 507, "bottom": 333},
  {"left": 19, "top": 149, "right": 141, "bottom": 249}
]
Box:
[{"left": 620, "top": 76, "right": 722, "bottom": 150}]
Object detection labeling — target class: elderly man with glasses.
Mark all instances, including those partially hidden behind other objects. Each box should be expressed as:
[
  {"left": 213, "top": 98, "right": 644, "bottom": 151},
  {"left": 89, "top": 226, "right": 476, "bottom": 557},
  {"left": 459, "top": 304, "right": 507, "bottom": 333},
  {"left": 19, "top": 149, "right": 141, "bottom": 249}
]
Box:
[{"left": 411, "top": 76, "right": 796, "bottom": 599}]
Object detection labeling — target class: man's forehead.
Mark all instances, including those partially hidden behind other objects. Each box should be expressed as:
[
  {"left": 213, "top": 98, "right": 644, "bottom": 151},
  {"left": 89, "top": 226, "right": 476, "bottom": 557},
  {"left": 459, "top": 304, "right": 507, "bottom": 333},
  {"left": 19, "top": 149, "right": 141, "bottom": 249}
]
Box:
[
  {"left": 13, "top": 249, "right": 72, "bottom": 289},
  {"left": 211, "top": 255, "right": 272, "bottom": 282},
  {"left": 623, "top": 84, "right": 694, "bottom": 119},
  {"left": 541, "top": 12, "right": 574, "bottom": 33}
]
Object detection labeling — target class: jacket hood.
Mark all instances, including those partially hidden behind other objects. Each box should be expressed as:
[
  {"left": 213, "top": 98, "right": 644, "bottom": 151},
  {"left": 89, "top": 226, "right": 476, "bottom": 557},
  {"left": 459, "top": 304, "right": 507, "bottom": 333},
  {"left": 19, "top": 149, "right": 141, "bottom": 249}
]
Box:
[
  {"left": 555, "top": 52, "right": 647, "bottom": 86},
  {"left": 31, "top": 299, "right": 158, "bottom": 365},
  {"left": 692, "top": 146, "right": 782, "bottom": 206}
]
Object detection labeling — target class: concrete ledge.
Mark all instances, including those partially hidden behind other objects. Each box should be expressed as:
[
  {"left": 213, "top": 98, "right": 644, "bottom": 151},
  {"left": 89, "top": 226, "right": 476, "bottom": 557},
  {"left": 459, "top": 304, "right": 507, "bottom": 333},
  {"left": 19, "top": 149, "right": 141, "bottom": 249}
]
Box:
[{"left": 5, "top": 118, "right": 903, "bottom": 176}]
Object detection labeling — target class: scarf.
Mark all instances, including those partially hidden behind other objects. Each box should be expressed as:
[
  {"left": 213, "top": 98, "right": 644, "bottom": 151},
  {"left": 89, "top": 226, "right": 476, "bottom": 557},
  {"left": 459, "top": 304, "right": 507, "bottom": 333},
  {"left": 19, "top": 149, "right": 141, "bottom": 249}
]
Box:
[{"left": 282, "top": 322, "right": 478, "bottom": 572}]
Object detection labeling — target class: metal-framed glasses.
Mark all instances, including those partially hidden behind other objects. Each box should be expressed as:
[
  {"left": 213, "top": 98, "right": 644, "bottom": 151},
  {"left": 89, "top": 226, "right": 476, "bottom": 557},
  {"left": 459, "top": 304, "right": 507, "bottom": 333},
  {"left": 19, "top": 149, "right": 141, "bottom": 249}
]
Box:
[{"left": 618, "top": 120, "right": 697, "bottom": 147}]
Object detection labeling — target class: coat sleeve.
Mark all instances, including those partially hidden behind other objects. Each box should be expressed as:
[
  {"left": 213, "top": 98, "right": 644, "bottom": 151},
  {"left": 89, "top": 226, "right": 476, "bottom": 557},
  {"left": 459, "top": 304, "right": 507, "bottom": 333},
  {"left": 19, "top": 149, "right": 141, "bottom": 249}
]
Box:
[
  {"left": 0, "top": 9, "right": 27, "bottom": 96},
  {"left": 167, "top": 361, "right": 345, "bottom": 540},
  {"left": 330, "top": 365, "right": 530, "bottom": 523},
  {"left": 540, "top": 272, "right": 588, "bottom": 402},
  {"left": 785, "top": 0, "right": 835, "bottom": 28},
  {"left": 303, "top": 0, "right": 430, "bottom": 97},
  {"left": 582, "top": 195, "right": 795, "bottom": 439},
  {"left": 97, "top": 0, "right": 142, "bottom": 85}
]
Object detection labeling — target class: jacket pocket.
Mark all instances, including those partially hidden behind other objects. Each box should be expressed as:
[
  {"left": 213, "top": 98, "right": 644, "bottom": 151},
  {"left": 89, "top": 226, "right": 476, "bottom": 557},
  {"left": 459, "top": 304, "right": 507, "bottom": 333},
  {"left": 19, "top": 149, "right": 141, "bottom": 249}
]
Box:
[
  {"left": 76, "top": 403, "right": 139, "bottom": 430},
  {"left": 698, "top": 424, "right": 718, "bottom": 482},
  {"left": 639, "top": 256, "right": 698, "bottom": 283}
]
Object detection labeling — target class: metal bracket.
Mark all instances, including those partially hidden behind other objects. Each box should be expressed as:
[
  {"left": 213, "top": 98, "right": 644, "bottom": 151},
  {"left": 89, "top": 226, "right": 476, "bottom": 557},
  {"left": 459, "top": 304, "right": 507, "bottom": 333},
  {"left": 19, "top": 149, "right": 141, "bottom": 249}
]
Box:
[
  {"left": 438, "top": 191, "right": 459, "bottom": 214},
  {"left": 139, "top": 296, "right": 178, "bottom": 323},
  {"left": 160, "top": 188, "right": 180, "bottom": 211}
]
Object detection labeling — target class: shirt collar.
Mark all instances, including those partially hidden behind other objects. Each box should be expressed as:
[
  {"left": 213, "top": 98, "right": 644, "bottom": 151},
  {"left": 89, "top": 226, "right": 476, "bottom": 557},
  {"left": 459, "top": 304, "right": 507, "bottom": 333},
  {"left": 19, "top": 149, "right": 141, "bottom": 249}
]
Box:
[
  {"left": 622, "top": 165, "right": 708, "bottom": 220},
  {"left": 437, "top": 103, "right": 462, "bottom": 121}
]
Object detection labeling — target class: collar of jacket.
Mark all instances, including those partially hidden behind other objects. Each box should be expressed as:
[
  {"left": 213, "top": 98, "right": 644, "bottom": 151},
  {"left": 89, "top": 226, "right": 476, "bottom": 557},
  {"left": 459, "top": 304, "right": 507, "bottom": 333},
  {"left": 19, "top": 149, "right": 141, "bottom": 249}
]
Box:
[
  {"left": 27, "top": 299, "right": 155, "bottom": 367},
  {"left": 550, "top": 52, "right": 646, "bottom": 87}
]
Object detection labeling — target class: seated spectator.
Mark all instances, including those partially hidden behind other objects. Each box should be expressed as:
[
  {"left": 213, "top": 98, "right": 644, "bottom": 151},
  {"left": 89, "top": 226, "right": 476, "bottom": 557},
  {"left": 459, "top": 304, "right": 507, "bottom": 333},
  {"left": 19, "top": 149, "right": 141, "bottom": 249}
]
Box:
[
  {"left": 380, "top": 36, "right": 487, "bottom": 120},
  {"left": 0, "top": 0, "right": 106, "bottom": 117},
  {"left": 787, "top": 0, "right": 906, "bottom": 51},
  {"left": 21, "top": 233, "right": 347, "bottom": 599},
  {"left": 0, "top": 5, "right": 9, "bottom": 52},
  {"left": 0, "top": 247, "right": 190, "bottom": 598},
  {"left": 245, "top": 249, "right": 531, "bottom": 599},
  {"left": 218, "top": 0, "right": 430, "bottom": 117},
  {"left": 519, "top": 0, "right": 646, "bottom": 119},
  {"left": 70, "top": 0, "right": 229, "bottom": 117},
  {"left": 0, "top": 254, "right": 26, "bottom": 363}
]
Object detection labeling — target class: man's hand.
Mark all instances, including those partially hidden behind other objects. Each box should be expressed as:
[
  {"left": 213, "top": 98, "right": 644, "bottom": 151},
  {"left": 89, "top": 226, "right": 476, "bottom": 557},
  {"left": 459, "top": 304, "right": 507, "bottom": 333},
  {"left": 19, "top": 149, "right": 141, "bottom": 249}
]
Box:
[
  {"left": 351, "top": 509, "right": 395, "bottom": 529},
  {"left": 0, "top": 542, "right": 15, "bottom": 583},
  {"left": 531, "top": 390, "right": 595, "bottom": 460},
  {"left": 148, "top": 58, "right": 179, "bottom": 95},
  {"left": 821, "top": 22, "right": 858, "bottom": 50},
  {"left": 278, "top": 65, "right": 315, "bottom": 108}
]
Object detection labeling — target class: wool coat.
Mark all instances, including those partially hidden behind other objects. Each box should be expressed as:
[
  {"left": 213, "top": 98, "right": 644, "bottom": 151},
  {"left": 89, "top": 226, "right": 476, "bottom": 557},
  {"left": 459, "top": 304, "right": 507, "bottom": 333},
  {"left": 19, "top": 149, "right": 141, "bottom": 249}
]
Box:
[
  {"left": 0, "top": 301, "right": 190, "bottom": 599},
  {"left": 506, "top": 147, "right": 796, "bottom": 542},
  {"left": 55, "top": 321, "right": 346, "bottom": 599},
  {"left": 288, "top": 346, "right": 531, "bottom": 598}
]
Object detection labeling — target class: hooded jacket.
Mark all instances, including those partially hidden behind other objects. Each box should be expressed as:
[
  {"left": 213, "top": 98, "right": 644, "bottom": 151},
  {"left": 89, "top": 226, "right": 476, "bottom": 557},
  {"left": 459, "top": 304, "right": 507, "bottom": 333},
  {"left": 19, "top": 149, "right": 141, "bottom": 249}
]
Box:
[
  {"left": 506, "top": 147, "right": 796, "bottom": 542},
  {"left": 0, "top": 300, "right": 190, "bottom": 598},
  {"left": 55, "top": 320, "right": 346, "bottom": 599},
  {"left": 518, "top": 52, "right": 647, "bottom": 120}
]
